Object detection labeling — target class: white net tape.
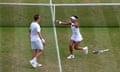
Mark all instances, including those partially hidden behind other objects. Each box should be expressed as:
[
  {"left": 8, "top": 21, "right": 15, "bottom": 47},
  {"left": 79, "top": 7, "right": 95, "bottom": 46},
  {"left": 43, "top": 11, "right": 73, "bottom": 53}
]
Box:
[{"left": 0, "top": 3, "right": 120, "bottom": 6}]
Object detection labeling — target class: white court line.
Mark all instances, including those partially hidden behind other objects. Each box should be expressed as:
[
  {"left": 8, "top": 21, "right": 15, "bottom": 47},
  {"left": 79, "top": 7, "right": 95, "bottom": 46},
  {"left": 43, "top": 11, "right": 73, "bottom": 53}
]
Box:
[
  {"left": 55, "top": 3, "right": 120, "bottom": 6},
  {"left": 1, "top": 3, "right": 120, "bottom": 6},
  {"left": 0, "top": 3, "right": 49, "bottom": 6},
  {"left": 49, "top": 0, "right": 62, "bottom": 72}
]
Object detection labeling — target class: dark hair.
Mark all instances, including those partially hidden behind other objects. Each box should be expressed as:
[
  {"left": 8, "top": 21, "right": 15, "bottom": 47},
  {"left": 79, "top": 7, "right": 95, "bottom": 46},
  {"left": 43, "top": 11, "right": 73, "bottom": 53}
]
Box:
[
  {"left": 73, "top": 16, "right": 79, "bottom": 19},
  {"left": 34, "top": 14, "right": 40, "bottom": 21}
]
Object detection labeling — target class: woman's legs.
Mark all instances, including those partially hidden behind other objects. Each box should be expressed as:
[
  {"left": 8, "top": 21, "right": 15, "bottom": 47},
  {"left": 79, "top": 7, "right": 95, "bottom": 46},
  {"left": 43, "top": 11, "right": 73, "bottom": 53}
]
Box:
[
  {"left": 67, "top": 40, "right": 75, "bottom": 59},
  {"left": 74, "top": 41, "right": 88, "bottom": 54},
  {"left": 74, "top": 41, "right": 83, "bottom": 50},
  {"left": 69, "top": 40, "right": 74, "bottom": 54}
]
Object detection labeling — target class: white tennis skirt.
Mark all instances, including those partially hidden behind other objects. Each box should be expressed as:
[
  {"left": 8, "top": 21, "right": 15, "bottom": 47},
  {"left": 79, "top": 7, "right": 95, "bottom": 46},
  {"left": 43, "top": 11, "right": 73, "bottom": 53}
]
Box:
[
  {"left": 71, "top": 34, "right": 83, "bottom": 42},
  {"left": 31, "top": 40, "right": 43, "bottom": 50}
]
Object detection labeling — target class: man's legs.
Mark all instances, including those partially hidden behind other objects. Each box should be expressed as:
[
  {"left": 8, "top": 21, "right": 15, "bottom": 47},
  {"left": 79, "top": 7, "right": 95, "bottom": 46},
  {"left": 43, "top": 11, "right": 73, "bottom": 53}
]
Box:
[
  {"left": 30, "top": 49, "right": 44, "bottom": 68},
  {"left": 31, "top": 49, "right": 37, "bottom": 64},
  {"left": 33, "top": 49, "right": 37, "bottom": 57},
  {"left": 34, "top": 49, "right": 44, "bottom": 60}
]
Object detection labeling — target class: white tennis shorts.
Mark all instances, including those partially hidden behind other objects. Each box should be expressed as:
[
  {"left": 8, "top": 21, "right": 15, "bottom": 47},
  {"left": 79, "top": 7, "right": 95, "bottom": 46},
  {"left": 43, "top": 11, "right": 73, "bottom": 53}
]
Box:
[
  {"left": 71, "top": 34, "right": 83, "bottom": 42},
  {"left": 31, "top": 40, "right": 43, "bottom": 50}
]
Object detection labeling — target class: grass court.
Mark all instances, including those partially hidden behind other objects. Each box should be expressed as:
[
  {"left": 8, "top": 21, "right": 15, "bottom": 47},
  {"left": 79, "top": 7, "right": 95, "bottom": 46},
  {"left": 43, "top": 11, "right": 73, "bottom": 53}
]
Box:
[{"left": 0, "top": 0, "right": 120, "bottom": 72}]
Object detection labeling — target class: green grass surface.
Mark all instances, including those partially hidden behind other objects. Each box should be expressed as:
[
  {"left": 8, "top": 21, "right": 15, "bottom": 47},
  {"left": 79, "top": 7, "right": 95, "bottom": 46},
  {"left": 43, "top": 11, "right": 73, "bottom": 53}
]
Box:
[
  {"left": 0, "top": 0, "right": 120, "bottom": 72},
  {"left": 0, "top": 27, "right": 120, "bottom": 72},
  {"left": 56, "top": 6, "right": 120, "bottom": 27},
  {"left": 1, "top": 5, "right": 120, "bottom": 27},
  {"left": 0, "top": 6, "right": 51, "bottom": 27},
  {"left": 57, "top": 27, "right": 120, "bottom": 72},
  {"left": 0, "top": 27, "right": 59, "bottom": 72}
]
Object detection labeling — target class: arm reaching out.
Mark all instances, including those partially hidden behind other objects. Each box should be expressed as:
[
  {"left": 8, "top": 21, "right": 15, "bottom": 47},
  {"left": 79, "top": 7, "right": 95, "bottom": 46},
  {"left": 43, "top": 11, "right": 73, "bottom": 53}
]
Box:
[{"left": 56, "top": 20, "right": 71, "bottom": 25}]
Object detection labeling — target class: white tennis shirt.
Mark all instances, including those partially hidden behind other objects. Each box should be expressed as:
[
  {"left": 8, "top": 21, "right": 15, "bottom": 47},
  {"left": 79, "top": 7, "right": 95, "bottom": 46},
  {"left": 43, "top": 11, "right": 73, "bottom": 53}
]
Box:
[
  {"left": 71, "top": 23, "right": 80, "bottom": 36},
  {"left": 30, "top": 22, "right": 41, "bottom": 41}
]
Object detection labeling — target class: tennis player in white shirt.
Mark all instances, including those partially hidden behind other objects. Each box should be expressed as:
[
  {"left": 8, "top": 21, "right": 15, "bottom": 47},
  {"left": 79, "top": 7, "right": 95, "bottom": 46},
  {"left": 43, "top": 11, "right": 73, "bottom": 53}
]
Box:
[
  {"left": 29, "top": 14, "right": 46, "bottom": 68},
  {"left": 56, "top": 16, "right": 88, "bottom": 59}
]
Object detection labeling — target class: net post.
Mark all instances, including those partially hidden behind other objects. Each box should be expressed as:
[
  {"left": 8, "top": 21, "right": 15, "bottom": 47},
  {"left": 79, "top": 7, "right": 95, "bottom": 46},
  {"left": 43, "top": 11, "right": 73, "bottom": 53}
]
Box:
[{"left": 53, "top": 4, "right": 56, "bottom": 22}]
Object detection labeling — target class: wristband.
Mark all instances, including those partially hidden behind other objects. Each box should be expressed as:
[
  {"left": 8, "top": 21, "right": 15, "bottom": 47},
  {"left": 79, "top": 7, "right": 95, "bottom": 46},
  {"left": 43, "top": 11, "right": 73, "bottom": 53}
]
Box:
[{"left": 41, "top": 38, "right": 45, "bottom": 43}]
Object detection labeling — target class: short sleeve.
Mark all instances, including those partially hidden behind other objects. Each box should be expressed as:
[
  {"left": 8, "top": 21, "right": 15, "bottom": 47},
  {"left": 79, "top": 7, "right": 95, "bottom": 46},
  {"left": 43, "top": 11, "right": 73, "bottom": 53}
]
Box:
[{"left": 36, "top": 24, "right": 40, "bottom": 32}]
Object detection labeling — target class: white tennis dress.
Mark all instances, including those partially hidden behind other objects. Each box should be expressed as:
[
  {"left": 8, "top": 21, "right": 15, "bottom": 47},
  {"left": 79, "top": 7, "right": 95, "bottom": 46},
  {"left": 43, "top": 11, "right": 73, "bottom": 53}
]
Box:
[
  {"left": 30, "top": 22, "right": 43, "bottom": 50},
  {"left": 70, "top": 23, "right": 83, "bottom": 42}
]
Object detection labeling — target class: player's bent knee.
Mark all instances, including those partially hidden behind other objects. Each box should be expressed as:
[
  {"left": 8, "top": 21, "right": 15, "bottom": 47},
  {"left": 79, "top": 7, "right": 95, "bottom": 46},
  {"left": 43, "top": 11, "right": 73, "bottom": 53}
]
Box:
[
  {"left": 38, "top": 49, "right": 44, "bottom": 53},
  {"left": 74, "top": 46, "right": 78, "bottom": 50}
]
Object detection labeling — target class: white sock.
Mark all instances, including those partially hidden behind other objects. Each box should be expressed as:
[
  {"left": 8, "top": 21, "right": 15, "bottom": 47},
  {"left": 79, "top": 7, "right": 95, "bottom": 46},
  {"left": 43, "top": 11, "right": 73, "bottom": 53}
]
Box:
[
  {"left": 70, "top": 54, "right": 74, "bottom": 56},
  {"left": 83, "top": 47, "right": 86, "bottom": 50},
  {"left": 32, "top": 57, "right": 37, "bottom": 62}
]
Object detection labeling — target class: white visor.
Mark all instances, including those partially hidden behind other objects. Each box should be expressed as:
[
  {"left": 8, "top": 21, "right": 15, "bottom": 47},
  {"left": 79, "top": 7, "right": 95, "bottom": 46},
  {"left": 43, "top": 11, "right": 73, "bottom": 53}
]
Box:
[{"left": 70, "top": 16, "right": 77, "bottom": 20}]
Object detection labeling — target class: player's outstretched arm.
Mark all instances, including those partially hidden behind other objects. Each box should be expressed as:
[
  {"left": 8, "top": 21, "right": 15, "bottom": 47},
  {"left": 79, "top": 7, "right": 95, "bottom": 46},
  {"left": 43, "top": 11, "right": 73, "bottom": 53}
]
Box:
[{"left": 56, "top": 20, "right": 71, "bottom": 25}]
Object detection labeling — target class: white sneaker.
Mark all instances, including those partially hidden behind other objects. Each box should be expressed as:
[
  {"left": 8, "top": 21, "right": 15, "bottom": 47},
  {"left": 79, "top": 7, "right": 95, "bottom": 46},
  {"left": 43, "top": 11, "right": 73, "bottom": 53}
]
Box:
[
  {"left": 83, "top": 46, "right": 88, "bottom": 55},
  {"left": 67, "top": 55, "right": 75, "bottom": 59},
  {"left": 30, "top": 60, "right": 37, "bottom": 68},
  {"left": 37, "top": 63, "right": 42, "bottom": 67}
]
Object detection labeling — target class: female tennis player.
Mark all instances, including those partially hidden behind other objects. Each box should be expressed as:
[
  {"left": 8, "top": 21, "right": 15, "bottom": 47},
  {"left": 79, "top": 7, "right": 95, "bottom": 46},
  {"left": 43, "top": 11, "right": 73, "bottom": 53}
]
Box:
[{"left": 56, "top": 16, "right": 88, "bottom": 59}]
